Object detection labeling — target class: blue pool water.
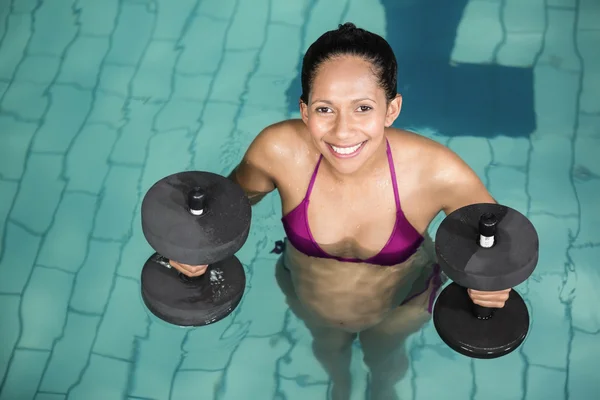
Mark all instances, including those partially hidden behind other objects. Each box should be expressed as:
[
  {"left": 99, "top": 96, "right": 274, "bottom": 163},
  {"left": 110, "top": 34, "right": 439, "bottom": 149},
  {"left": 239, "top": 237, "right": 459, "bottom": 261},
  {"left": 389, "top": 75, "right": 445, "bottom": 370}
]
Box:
[{"left": 1, "top": 0, "right": 599, "bottom": 399}]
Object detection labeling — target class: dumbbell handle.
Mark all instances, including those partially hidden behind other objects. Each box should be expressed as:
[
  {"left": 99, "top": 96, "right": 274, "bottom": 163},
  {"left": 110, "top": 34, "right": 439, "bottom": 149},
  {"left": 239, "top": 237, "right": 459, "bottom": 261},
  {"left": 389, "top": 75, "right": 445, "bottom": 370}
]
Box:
[
  {"left": 472, "top": 303, "right": 494, "bottom": 320},
  {"left": 188, "top": 187, "right": 206, "bottom": 216},
  {"left": 473, "top": 212, "right": 498, "bottom": 319}
]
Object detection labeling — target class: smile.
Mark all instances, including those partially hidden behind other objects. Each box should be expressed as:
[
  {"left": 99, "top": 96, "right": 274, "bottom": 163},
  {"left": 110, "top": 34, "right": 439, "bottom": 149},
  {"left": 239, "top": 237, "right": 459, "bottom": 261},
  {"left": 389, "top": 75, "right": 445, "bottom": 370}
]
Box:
[{"left": 327, "top": 141, "right": 367, "bottom": 158}]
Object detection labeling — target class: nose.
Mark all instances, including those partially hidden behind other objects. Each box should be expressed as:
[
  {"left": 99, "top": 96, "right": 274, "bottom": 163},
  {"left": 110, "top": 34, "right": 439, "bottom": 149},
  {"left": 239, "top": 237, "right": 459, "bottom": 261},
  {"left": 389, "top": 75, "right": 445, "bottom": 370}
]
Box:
[{"left": 333, "top": 111, "right": 354, "bottom": 140}]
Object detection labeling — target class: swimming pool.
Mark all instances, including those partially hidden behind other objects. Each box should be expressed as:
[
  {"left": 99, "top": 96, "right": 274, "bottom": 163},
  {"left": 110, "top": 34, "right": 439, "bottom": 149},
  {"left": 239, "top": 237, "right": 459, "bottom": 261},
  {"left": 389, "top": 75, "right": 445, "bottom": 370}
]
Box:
[{"left": 0, "top": 0, "right": 599, "bottom": 398}]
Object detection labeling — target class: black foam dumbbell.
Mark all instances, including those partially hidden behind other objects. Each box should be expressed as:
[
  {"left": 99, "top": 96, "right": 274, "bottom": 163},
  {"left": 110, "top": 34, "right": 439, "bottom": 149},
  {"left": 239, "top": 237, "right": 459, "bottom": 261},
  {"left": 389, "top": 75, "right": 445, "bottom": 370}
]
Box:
[
  {"left": 433, "top": 203, "right": 539, "bottom": 359},
  {"left": 140, "top": 171, "right": 252, "bottom": 327}
]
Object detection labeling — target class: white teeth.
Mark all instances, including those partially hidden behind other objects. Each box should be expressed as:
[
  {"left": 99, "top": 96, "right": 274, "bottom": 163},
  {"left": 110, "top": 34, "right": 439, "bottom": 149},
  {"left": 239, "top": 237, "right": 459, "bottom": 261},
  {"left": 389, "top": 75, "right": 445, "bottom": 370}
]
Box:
[{"left": 331, "top": 142, "right": 364, "bottom": 155}]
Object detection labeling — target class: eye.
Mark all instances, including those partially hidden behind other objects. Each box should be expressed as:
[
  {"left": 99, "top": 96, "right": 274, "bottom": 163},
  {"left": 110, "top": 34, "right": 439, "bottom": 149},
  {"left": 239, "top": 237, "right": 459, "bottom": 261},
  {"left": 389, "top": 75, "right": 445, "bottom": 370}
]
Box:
[
  {"left": 315, "top": 107, "right": 332, "bottom": 113},
  {"left": 357, "top": 105, "right": 372, "bottom": 112}
]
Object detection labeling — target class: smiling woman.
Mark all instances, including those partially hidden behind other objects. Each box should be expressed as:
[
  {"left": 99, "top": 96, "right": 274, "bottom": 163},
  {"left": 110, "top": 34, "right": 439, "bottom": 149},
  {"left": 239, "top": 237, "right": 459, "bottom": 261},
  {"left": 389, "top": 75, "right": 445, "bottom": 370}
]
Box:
[{"left": 172, "top": 22, "right": 507, "bottom": 400}]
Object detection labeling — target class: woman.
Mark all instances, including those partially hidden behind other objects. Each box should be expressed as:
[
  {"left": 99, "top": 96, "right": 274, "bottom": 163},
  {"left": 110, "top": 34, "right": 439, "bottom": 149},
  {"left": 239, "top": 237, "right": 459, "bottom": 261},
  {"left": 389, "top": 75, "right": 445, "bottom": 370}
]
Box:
[{"left": 172, "top": 23, "right": 511, "bottom": 400}]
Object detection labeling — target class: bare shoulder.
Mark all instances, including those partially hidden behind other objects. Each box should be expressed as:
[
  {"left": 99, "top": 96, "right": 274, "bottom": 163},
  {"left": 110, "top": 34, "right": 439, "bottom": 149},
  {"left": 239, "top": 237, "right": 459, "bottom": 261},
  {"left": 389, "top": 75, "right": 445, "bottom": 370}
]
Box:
[
  {"left": 245, "top": 119, "right": 304, "bottom": 163},
  {"left": 386, "top": 128, "right": 495, "bottom": 214}
]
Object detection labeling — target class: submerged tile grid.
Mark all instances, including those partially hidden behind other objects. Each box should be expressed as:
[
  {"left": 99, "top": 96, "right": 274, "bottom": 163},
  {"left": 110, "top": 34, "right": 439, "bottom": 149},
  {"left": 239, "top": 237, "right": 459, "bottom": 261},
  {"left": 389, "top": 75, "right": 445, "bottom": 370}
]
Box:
[{"left": 0, "top": 0, "right": 598, "bottom": 399}]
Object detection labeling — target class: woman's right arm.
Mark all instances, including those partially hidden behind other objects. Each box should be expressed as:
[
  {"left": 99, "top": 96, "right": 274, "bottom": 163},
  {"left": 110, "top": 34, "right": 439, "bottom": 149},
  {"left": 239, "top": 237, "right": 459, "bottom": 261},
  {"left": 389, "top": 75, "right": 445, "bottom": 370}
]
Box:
[{"left": 227, "top": 125, "right": 282, "bottom": 206}]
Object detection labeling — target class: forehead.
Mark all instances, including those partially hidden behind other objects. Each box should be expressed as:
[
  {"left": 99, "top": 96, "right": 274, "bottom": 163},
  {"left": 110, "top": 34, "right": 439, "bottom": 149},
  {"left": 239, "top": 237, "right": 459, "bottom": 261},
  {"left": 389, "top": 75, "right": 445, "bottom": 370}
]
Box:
[{"left": 310, "top": 56, "right": 381, "bottom": 100}]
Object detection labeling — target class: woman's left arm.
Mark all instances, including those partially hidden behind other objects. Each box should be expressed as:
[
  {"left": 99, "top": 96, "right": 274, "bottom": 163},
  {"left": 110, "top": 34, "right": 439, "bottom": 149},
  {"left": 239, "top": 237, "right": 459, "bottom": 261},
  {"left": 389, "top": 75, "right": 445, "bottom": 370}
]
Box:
[{"left": 432, "top": 146, "right": 511, "bottom": 309}]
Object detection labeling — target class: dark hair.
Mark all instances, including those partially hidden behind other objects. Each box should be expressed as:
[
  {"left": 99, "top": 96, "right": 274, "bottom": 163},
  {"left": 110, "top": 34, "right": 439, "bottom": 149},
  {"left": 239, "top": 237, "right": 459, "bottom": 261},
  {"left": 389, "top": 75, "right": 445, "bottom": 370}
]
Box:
[{"left": 300, "top": 22, "right": 397, "bottom": 104}]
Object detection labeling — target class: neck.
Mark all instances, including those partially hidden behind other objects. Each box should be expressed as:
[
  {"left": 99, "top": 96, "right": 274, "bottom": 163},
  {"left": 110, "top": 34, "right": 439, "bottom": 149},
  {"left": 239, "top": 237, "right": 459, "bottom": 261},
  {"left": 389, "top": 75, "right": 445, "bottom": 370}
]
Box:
[{"left": 323, "top": 137, "right": 389, "bottom": 184}]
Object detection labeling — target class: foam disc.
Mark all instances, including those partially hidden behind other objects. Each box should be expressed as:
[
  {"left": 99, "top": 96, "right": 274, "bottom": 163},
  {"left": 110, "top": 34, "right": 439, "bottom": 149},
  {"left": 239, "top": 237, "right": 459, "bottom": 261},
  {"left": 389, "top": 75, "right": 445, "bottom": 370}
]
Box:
[
  {"left": 141, "top": 253, "right": 246, "bottom": 326},
  {"left": 141, "top": 171, "right": 251, "bottom": 266},
  {"left": 435, "top": 203, "right": 538, "bottom": 291},
  {"left": 433, "top": 282, "right": 529, "bottom": 359}
]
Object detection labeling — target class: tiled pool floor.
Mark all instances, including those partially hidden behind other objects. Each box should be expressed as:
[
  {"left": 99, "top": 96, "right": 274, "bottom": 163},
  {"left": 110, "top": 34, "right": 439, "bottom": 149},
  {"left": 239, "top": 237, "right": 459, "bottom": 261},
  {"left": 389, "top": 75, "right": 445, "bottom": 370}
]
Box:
[{"left": 0, "top": 0, "right": 599, "bottom": 399}]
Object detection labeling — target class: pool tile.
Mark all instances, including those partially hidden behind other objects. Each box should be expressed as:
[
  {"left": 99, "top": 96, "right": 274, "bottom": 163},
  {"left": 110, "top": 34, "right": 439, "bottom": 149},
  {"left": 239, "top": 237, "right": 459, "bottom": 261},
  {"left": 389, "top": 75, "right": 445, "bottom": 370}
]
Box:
[
  {"left": 198, "top": 0, "right": 238, "bottom": 20},
  {"left": 579, "top": 0, "right": 600, "bottom": 30},
  {"left": 0, "top": 222, "right": 42, "bottom": 293},
  {"left": 547, "top": 0, "right": 575, "bottom": 8},
  {"left": 0, "top": 117, "right": 37, "bottom": 180},
  {"left": 232, "top": 257, "right": 288, "bottom": 336},
  {"left": 412, "top": 345, "right": 473, "bottom": 399},
  {"left": 521, "top": 274, "right": 570, "bottom": 369},
  {"left": 473, "top": 353, "right": 525, "bottom": 399},
  {"left": 568, "top": 330, "right": 600, "bottom": 399},
  {"left": 77, "top": 0, "right": 119, "bottom": 36},
  {"left": 27, "top": 0, "right": 77, "bottom": 58},
  {"left": 171, "top": 370, "right": 224, "bottom": 400},
  {"left": 177, "top": 16, "right": 229, "bottom": 75},
  {"left": 210, "top": 50, "right": 258, "bottom": 103},
  {"left": 0, "top": 295, "right": 20, "bottom": 382},
  {"left": 65, "top": 124, "right": 118, "bottom": 194},
  {"left": 93, "top": 277, "right": 150, "bottom": 361},
  {"left": 451, "top": 0, "right": 502, "bottom": 64},
  {"left": 527, "top": 365, "right": 566, "bottom": 400},
  {"left": 532, "top": 65, "right": 579, "bottom": 136},
  {"left": 87, "top": 93, "right": 127, "bottom": 127},
  {"left": 31, "top": 85, "right": 93, "bottom": 153},
  {"left": 572, "top": 178, "right": 600, "bottom": 247},
  {"left": 539, "top": 9, "right": 580, "bottom": 72},
  {"left": 447, "top": 136, "right": 492, "bottom": 182},
  {"left": 190, "top": 102, "right": 239, "bottom": 171},
  {"left": 578, "top": 30, "right": 600, "bottom": 114},
  {"left": 105, "top": 2, "right": 155, "bottom": 66},
  {"left": 0, "top": 348, "right": 50, "bottom": 400},
  {"left": 529, "top": 214, "right": 576, "bottom": 275},
  {"left": 139, "top": 128, "right": 192, "bottom": 190},
  {"left": 178, "top": 322, "right": 242, "bottom": 371},
  {"left": 1, "top": 81, "right": 49, "bottom": 120},
  {"left": 488, "top": 136, "right": 530, "bottom": 167},
  {"left": 57, "top": 36, "right": 110, "bottom": 89},
  {"left": 245, "top": 76, "right": 292, "bottom": 108},
  {"left": 66, "top": 354, "right": 130, "bottom": 400},
  {"left": 303, "top": 0, "right": 348, "bottom": 52},
  {"left": 226, "top": 0, "right": 269, "bottom": 50},
  {"left": 172, "top": 74, "right": 212, "bottom": 102},
  {"left": 38, "top": 312, "right": 101, "bottom": 393},
  {"left": 497, "top": 32, "right": 543, "bottom": 67},
  {"left": 37, "top": 192, "right": 97, "bottom": 273},
  {"left": 488, "top": 166, "right": 528, "bottom": 214},
  {"left": 11, "top": 0, "right": 35, "bottom": 13},
  {"left": 528, "top": 136, "right": 578, "bottom": 216},
  {"left": 132, "top": 40, "right": 180, "bottom": 101},
  {"left": 0, "top": 180, "right": 17, "bottom": 248},
  {"left": 0, "top": 14, "right": 32, "bottom": 80},
  {"left": 14, "top": 55, "right": 61, "bottom": 85},
  {"left": 278, "top": 377, "right": 328, "bottom": 400},
  {"left": 128, "top": 321, "right": 187, "bottom": 399},
  {"left": 110, "top": 100, "right": 163, "bottom": 165},
  {"left": 70, "top": 240, "right": 121, "bottom": 314},
  {"left": 270, "top": 0, "right": 310, "bottom": 26},
  {"left": 343, "top": 0, "right": 386, "bottom": 38},
  {"left": 575, "top": 136, "right": 600, "bottom": 176},
  {"left": 35, "top": 394, "right": 65, "bottom": 400},
  {"left": 155, "top": 99, "right": 203, "bottom": 133},
  {"left": 98, "top": 65, "right": 136, "bottom": 98},
  {"left": 221, "top": 336, "right": 291, "bottom": 399},
  {"left": 11, "top": 154, "right": 64, "bottom": 234},
  {"left": 153, "top": 0, "right": 196, "bottom": 40},
  {"left": 568, "top": 246, "right": 600, "bottom": 333},
  {"left": 18, "top": 266, "right": 74, "bottom": 350},
  {"left": 93, "top": 166, "right": 142, "bottom": 240},
  {"left": 503, "top": 0, "right": 545, "bottom": 33},
  {"left": 255, "top": 24, "right": 302, "bottom": 78},
  {"left": 116, "top": 204, "right": 151, "bottom": 280}
]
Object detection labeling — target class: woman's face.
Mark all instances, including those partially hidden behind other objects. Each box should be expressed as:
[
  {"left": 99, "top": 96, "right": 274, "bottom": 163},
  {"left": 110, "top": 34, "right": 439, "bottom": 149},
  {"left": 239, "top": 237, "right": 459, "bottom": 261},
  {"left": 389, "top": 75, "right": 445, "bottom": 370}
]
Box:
[{"left": 300, "top": 55, "right": 402, "bottom": 176}]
